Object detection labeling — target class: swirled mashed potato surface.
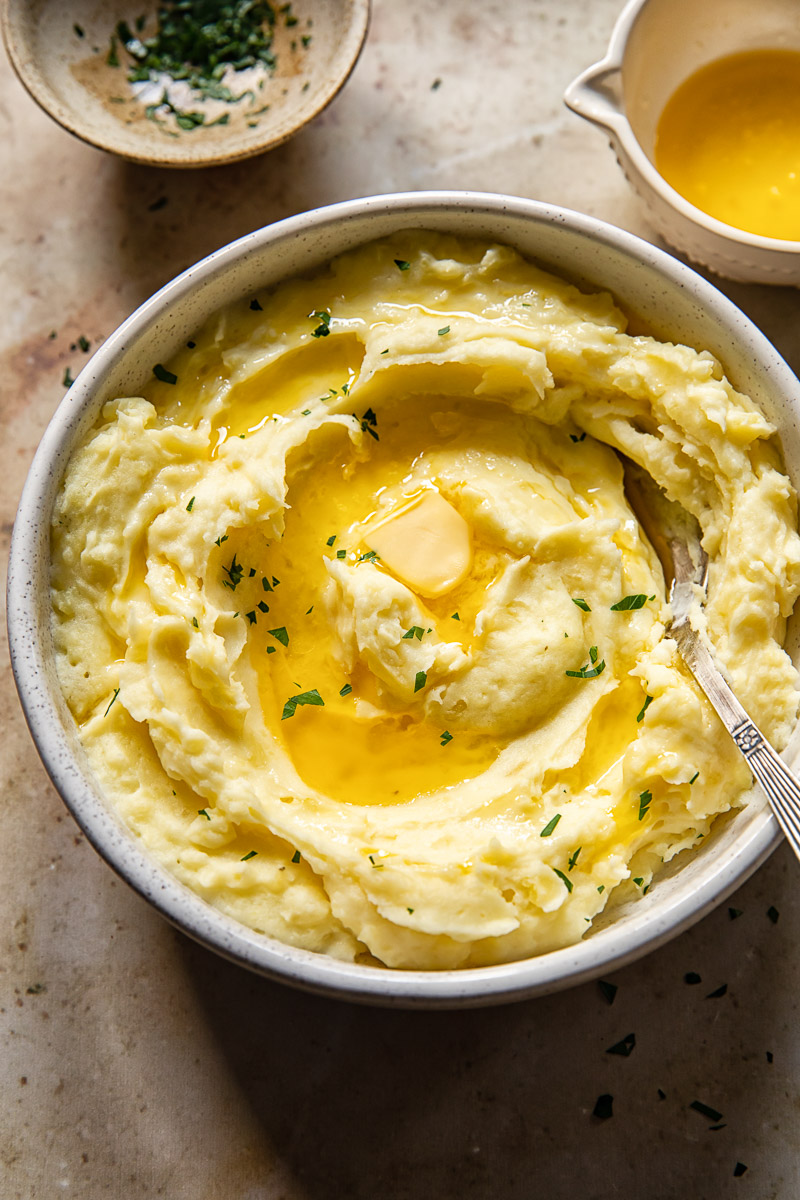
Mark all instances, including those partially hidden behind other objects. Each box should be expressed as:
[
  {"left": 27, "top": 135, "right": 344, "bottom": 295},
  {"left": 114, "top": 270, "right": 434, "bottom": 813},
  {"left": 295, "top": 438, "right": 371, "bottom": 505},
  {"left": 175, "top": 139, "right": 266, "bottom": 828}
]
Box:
[{"left": 51, "top": 234, "right": 800, "bottom": 969}]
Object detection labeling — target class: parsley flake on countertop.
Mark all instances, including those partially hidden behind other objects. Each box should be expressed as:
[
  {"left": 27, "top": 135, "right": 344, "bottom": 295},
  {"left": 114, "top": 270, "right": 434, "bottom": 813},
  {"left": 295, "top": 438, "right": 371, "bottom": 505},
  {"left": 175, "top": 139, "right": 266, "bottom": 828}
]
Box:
[
  {"left": 733, "top": 1163, "right": 748, "bottom": 1177},
  {"left": 690, "top": 1100, "right": 723, "bottom": 1123},
  {"left": 153, "top": 363, "right": 178, "bottom": 385},
  {"left": 540, "top": 814, "right": 561, "bottom": 837},
  {"left": 706, "top": 983, "right": 728, "bottom": 998},
  {"left": 767, "top": 905, "right": 780, "bottom": 924},
  {"left": 281, "top": 689, "right": 324, "bottom": 720},
  {"left": 728, "top": 907, "right": 743, "bottom": 920},
  {"left": 598, "top": 980, "right": 617, "bottom": 1005},
  {"left": 63, "top": 367, "right": 75, "bottom": 388},
  {"left": 685, "top": 971, "right": 702, "bottom": 985},
  {"left": 593, "top": 1094, "right": 613, "bottom": 1119},
  {"left": 606, "top": 1033, "right": 635, "bottom": 1057}
]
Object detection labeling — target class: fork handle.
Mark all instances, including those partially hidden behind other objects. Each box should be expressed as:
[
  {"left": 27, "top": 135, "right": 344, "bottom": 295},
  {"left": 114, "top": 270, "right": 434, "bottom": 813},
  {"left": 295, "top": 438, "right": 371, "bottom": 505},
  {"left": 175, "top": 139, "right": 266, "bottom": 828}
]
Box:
[{"left": 671, "top": 623, "right": 800, "bottom": 856}]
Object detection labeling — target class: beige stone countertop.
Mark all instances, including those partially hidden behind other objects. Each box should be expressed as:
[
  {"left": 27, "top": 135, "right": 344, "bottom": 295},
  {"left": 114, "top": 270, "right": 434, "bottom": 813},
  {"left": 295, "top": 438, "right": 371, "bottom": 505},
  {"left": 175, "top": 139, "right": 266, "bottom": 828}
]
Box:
[{"left": 3, "top": 2, "right": 800, "bottom": 1196}]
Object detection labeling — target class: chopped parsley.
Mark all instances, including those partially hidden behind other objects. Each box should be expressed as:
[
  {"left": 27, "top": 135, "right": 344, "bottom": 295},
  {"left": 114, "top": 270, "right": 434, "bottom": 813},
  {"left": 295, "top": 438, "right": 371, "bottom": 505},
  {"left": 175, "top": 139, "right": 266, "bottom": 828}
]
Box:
[
  {"left": 191, "top": 616, "right": 199, "bottom": 628},
  {"left": 198, "top": 808, "right": 211, "bottom": 820},
  {"left": 249, "top": 298, "right": 263, "bottom": 311},
  {"left": 368, "top": 854, "right": 383, "bottom": 868},
  {"left": 638, "top": 789, "right": 652, "bottom": 820},
  {"left": 336, "top": 549, "right": 347, "bottom": 559},
  {"left": 186, "top": 496, "right": 195, "bottom": 511},
  {"left": 552, "top": 867, "right": 573, "bottom": 893},
  {"left": 636, "top": 694, "right": 653, "bottom": 722},
  {"left": 440, "top": 730, "right": 453, "bottom": 746},
  {"left": 394, "top": 259, "right": 411, "bottom": 271},
  {"left": 103, "top": 688, "right": 120, "bottom": 716},
  {"left": 571, "top": 598, "right": 591, "bottom": 612},
  {"left": 690, "top": 1100, "right": 723, "bottom": 1123},
  {"left": 451, "top": 612, "right": 460, "bottom": 620},
  {"left": 245, "top": 611, "right": 257, "bottom": 624},
  {"left": 357, "top": 550, "right": 379, "bottom": 563},
  {"left": 689, "top": 771, "right": 699, "bottom": 784},
  {"left": 403, "top": 626, "right": 425, "bottom": 641},
  {"left": 257, "top": 601, "right": 269, "bottom": 613},
  {"left": 598, "top": 980, "right": 617, "bottom": 1005},
  {"left": 291, "top": 850, "right": 301, "bottom": 863},
  {"left": 606, "top": 1033, "right": 635, "bottom": 1057},
  {"left": 153, "top": 363, "right": 178, "bottom": 385},
  {"left": 570, "top": 431, "right": 586, "bottom": 443},
  {"left": 437, "top": 325, "right": 450, "bottom": 336},
  {"left": 241, "top": 850, "right": 257, "bottom": 862},
  {"left": 310, "top": 310, "right": 331, "bottom": 338},
  {"left": 222, "top": 554, "right": 244, "bottom": 590},
  {"left": 339, "top": 683, "right": 353, "bottom": 697},
  {"left": 566, "top": 646, "right": 605, "bottom": 679},
  {"left": 63, "top": 367, "right": 75, "bottom": 388},
  {"left": 281, "top": 689, "right": 324, "bottom": 720},
  {"left": 414, "top": 670, "right": 427, "bottom": 693},
  {"left": 77, "top": 335, "right": 90, "bottom": 352},
  {"left": 326, "top": 535, "right": 337, "bottom": 546},
  {"left": 214, "top": 534, "right": 228, "bottom": 547},
  {"left": 568, "top": 846, "right": 581, "bottom": 871},
  {"left": 268, "top": 626, "right": 289, "bottom": 646},
  {"left": 540, "top": 814, "right": 561, "bottom": 837},
  {"left": 610, "top": 593, "right": 651, "bottom": 611}
]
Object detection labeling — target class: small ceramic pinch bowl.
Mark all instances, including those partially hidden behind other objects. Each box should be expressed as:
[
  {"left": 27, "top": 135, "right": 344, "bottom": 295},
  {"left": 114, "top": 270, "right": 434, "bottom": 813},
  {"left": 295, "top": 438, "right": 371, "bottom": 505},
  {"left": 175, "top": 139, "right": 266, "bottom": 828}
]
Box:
[
  {"left": 8, "top": 192, "right": 800, "bottom": 1008},
  {"left": 1, "top": 0, "right": 370, "bottom": 167},
  {"left": 564, "top": 0, "right": 800, "bottom": 284}
]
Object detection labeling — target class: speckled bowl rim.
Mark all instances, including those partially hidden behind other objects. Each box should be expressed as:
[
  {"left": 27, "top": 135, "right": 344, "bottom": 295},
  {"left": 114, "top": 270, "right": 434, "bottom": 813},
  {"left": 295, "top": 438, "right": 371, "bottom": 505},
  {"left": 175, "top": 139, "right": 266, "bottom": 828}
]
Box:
[
  {"left": 0, "top": 0, "right": 371, "bottom": 168},
  {"left": 7, "top": 191, "right": 795, "bottom": 1008}
]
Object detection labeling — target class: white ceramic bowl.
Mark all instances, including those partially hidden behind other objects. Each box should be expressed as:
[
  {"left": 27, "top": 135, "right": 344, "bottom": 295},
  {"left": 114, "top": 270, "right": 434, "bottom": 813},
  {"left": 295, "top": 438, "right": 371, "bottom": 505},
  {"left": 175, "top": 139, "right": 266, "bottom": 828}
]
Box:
[
  {"left": 8, "top": 191, "right": 800, "bottom": 1007},
  {"left": 564, "top": 0, "right": 800, "bottom": 284}
]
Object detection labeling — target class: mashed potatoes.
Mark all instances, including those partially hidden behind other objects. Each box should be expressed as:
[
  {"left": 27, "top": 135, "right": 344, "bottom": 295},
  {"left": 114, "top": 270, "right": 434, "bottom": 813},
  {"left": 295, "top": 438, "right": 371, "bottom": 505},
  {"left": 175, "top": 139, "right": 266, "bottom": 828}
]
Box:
[{"left": 50, "top": 233, "right": 800, "bottom": 969}]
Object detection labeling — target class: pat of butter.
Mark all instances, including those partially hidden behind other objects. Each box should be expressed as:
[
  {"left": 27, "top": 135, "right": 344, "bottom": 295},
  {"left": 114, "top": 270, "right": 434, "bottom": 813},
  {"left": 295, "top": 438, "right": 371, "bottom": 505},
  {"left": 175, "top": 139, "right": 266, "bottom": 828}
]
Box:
[{"left": 365, "top": 491, "right": 472, "bottom": 598}]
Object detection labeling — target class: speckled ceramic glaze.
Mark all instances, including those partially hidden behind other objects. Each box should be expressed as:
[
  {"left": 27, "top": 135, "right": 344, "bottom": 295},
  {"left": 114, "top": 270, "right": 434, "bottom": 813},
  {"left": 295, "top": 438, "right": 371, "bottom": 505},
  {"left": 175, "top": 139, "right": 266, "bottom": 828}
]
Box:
[
  {"left": 1, "top": 0, "right": 370, "bottom": 167},
  {"left": 564, "top": 0, "right": 800, "bottom": 284},
  {"left": 8, "top": 192, "right": 800, "bottom": 1007}
]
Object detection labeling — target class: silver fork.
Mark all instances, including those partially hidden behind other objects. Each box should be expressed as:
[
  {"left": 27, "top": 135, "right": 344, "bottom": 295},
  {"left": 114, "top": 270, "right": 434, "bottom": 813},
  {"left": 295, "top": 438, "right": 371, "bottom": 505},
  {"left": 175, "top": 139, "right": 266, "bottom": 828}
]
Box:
[{"left": 623, "top": 458, "right": 800, "bottom": 859}]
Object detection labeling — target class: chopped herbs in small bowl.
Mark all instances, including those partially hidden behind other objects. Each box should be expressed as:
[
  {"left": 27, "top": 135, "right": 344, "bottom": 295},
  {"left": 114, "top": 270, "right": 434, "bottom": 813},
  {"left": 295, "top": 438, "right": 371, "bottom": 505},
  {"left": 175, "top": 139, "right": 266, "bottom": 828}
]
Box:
[{"left": 1, "top": 0, "right": 370, "bottom": 166}]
